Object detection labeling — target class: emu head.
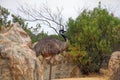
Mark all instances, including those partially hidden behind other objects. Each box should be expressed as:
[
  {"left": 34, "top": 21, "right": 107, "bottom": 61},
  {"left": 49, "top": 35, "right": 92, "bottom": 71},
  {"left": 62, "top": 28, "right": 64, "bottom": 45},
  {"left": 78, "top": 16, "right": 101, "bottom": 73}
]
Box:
[
  {"left": 59, "top": 29, "right": 66, "bottom": 35},
  {"left": 59, "top": 29, "right": 67, "bottom": 42}
]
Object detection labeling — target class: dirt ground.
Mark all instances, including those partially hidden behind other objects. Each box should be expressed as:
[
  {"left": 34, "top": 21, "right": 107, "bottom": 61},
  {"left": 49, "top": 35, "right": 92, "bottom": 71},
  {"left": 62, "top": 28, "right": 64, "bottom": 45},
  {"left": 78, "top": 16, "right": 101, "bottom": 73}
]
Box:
[
  {"left": 53, "top": 68, "right": 109, "bottom": 80},
  {"left": 53, "top": 77, "right": 108, "bottom": 80},
  {"left": 53, "top": 73, "right": 108, "bottom": 80}
]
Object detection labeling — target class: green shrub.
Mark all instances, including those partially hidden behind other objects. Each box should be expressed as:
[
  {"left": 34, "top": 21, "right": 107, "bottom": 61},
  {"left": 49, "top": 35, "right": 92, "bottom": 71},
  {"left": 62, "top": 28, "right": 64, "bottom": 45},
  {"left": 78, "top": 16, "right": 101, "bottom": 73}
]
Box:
[{"left": 66, "top": 2, "right": 120, "bottom": 74}]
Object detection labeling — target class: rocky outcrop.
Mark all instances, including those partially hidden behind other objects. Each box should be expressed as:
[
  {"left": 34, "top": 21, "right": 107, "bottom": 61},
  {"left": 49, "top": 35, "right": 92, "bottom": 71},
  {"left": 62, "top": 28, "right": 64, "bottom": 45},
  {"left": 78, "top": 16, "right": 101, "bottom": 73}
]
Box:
[
  {"left": 108, "top": 51, "right": 120, "bottom": 80},
  {"left": 43, "top": 62, "right": 81, "bottom": 80},
  {"left": 0, "top": 23, "right": 43, "bottom": 80}
]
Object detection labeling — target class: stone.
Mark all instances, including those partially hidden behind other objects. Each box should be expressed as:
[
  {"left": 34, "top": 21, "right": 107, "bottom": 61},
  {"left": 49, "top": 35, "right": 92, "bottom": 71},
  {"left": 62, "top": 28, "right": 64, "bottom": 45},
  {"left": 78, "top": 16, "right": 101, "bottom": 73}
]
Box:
[
  {"left": 70, "top": 65, "right": 81, "bottom": 78},
  {"left": 0, "top": 23, "right": 43, "bottom": 80},
  {"left": 108, "top": 51, "right": 120, "bottom": 80},
  {"left": 43, "top": 62, "right": 81, "bottom": 80}
]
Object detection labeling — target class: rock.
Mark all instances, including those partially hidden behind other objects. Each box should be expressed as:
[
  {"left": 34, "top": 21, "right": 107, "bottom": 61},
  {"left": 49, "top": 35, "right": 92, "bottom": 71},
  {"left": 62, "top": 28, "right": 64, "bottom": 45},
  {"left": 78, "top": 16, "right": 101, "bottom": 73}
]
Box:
[
  {"left": 42, "top": 52, "right": 82, "bottom": 80},
  {"left": 3, "top": 23, "right": 32, "bottom": 47},
  {"left": 108, "top": 51, "right": 120, "bottom": 80},
  {"left": 0, "top": 23, "right": 43, "bottom": 80},
  {"left": 70, "top": 65, "right": 81, "bottom": 78},
  {"left": 43, "top": 63, "right": 81, "bottom": 80}
]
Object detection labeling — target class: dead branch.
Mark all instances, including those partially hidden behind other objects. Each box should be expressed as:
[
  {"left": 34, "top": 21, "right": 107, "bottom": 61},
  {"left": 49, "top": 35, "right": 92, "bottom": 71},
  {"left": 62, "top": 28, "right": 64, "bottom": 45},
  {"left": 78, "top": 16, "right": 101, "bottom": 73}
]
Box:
[{"left": 18, "top": 4, "right": 65, "bottom": 35}]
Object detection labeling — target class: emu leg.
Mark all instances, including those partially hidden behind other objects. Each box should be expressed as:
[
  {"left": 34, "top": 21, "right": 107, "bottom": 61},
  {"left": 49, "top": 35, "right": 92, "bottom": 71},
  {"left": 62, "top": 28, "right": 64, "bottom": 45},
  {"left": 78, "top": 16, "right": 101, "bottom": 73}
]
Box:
[{"left": 49, "top": 63, "right": 52, "bottom": 80}]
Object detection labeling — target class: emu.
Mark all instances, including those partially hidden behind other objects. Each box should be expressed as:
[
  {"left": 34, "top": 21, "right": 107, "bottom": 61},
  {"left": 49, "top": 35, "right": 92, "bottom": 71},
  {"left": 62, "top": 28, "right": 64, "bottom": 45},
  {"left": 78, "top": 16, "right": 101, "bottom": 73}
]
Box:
[{"left": 33, "top": 29, "right": 68, "bottom": 80}]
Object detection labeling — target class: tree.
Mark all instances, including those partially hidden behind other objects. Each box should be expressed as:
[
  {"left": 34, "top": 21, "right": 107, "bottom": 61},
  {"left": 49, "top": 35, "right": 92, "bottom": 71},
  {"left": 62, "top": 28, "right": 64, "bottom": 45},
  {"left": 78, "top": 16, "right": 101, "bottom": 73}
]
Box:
[
  {"left": 0, "top": 5, "right": 11, "bottom": 29},
  {"left": 0, "top": 5, "right": 29, "bottom": 30},
  {"left": 0, "top": 5, "right": 38, "bottom": 43},
  {"left": 18, "top": 4, "right": 66, "bottom": 35},
  {"left": 67, "top": 2, "right": 120, "bottom": 74},
  {"left": 12, "top": 14, "right": 27, "bottom": 29}
]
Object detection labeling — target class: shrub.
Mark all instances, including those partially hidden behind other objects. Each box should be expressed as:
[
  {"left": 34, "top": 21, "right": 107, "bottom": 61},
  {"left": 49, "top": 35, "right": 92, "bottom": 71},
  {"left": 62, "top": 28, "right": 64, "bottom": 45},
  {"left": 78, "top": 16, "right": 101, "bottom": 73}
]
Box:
[{"left": 66, "top": 2, "right": 120, "bottom": 74}]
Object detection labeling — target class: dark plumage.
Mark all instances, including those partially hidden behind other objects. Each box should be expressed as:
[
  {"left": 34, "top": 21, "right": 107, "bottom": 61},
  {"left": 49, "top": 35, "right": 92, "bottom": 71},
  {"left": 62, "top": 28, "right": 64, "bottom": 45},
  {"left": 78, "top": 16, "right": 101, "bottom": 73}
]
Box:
[
  {"left": 34, "top": 37, "right": 68, "bottom": 57},
  {"left": 33, "top": 29, "right": 68, "bottom": 80}
]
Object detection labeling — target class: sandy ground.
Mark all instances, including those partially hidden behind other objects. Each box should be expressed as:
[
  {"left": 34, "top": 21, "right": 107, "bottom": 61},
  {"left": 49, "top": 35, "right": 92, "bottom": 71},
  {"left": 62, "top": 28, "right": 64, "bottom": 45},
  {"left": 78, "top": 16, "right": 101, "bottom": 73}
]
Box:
[{"left": 53, "top": 77, "right": 108, "bottom": 80}]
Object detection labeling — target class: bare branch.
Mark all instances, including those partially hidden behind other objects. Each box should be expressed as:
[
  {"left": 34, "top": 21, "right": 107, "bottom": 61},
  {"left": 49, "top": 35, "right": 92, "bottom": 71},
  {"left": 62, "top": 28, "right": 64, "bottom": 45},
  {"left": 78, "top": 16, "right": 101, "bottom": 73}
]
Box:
[
  {"left": 23, "top": 16, "right": 60, "bottom": 35},
  {"left": 18, "top": 4, "right": 65, "bottom": 34}
]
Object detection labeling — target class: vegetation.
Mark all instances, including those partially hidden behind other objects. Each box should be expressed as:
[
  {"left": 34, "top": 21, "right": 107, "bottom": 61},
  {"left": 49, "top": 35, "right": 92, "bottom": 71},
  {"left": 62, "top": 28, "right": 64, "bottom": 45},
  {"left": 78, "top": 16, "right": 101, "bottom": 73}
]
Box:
[
  {"left": 0, "top": 5, "right": 48, "bottom": 43},
  {"left": 66, "top": 2, "right": 120, "bottom": 74},
  {"left": 0, "top": 6, "right": 11, "bottom": 28}
]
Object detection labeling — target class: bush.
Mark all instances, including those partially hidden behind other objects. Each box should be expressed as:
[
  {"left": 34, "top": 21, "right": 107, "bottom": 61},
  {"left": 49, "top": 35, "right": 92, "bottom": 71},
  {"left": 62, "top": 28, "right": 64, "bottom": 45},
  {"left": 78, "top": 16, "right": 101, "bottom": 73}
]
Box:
[{"left": 66, "top": 2, "right": 120, "bottom": 74}]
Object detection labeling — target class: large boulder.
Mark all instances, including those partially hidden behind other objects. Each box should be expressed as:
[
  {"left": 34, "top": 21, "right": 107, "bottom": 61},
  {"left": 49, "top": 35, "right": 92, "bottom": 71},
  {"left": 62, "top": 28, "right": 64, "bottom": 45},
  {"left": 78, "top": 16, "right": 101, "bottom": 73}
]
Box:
[
  {"left": 108, "top": 51, "right": 120, "bottom": 80},
  {"left": 0, "top": 23, "right": 43, "bottom": 80}
]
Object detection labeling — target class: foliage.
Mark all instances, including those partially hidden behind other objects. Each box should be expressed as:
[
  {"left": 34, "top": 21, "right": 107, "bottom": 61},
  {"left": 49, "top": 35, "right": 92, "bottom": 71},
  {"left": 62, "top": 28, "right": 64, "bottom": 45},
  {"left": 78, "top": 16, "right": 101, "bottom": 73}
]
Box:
[
  {"left": 32, "top": 31, "right": 48, "bottom": 43},
  {"left": 12, "top": 14, "right": 28, "bottom": 29},
  {"left": 67, "top": 2, "right": 120, "bottom": 74},
  {"left": 0, "top": 5, "right": 11, "bottom": 29},
  {"left": 0, "top": 5, "right": 29, "bottom": 30}
]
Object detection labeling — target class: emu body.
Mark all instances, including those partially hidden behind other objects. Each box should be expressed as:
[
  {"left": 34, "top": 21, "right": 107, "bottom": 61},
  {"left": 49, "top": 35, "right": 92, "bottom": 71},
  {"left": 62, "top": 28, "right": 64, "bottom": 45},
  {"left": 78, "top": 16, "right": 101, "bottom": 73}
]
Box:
[
  {"left": 34, "top": 37, "right": 67, "bottom": 58},
  {"left": 34, "top": 30, "right": 68, "bottom": 80}
]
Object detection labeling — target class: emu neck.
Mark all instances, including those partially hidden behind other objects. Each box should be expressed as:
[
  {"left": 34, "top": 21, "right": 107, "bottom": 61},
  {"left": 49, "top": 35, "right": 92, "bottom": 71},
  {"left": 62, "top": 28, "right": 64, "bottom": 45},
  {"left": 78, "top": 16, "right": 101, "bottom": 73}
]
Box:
[{"left": 61, "top": 34, "right": 68, "bottom": 42}]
